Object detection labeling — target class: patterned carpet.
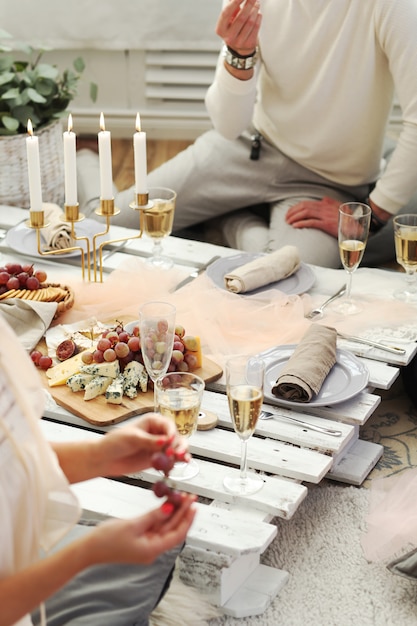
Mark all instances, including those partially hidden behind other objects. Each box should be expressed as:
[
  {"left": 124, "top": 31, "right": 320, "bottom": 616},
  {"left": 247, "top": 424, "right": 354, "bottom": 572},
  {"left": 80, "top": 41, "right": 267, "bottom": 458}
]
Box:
[{"left": 361, "top": 372, "right": 417, "bottom": 486}]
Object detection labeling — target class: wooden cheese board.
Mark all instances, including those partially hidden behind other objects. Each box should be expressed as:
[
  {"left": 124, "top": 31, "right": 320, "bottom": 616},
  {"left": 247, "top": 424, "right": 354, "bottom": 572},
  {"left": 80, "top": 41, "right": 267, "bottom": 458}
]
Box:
[{"left": 40, "top": 356, "right": 223, "bottom": 426}]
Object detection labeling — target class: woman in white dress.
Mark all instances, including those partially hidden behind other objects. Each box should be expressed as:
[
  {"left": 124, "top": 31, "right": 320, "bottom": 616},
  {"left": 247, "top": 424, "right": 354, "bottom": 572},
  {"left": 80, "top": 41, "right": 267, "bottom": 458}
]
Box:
[{"left": 0, "top": 315, "right": 196, "bottom": 626}]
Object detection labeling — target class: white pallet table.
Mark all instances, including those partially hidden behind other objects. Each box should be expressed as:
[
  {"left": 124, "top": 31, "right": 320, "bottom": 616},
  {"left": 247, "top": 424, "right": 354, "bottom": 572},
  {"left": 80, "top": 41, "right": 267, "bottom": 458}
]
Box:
[
  {"left": 204, "top": 389, "right": 355, "bottom": 453},
  {"left": 207, "top": 381, "right": 381, "bottom": 427},
  {"left": 40, "top": 420, "right": 291, "bottom": 611}
]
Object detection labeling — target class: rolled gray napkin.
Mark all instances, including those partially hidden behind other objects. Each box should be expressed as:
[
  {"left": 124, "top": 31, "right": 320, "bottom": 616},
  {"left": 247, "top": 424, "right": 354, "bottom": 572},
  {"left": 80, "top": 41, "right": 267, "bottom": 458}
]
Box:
[
  {"left": 42, "top": 203, "right": 74, "bottom": 250},
  {"left": 224, "top": 245, "right": 301, "bottom": 293},
  {"left": 271, "top": 325, "right": 337, "bottom": 402},
  {"left": 0, "top": 299, "right": 57, "bottom": 351}
]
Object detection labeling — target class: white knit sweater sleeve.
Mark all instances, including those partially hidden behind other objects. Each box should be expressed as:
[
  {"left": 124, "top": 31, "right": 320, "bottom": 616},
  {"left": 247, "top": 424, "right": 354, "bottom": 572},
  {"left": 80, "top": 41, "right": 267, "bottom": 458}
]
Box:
[
  {"left": 205, "top": 52, "right": 258, "bottom": 140},
  {"left": 370, "top": 0, "right": 417, "bottom": 212}
]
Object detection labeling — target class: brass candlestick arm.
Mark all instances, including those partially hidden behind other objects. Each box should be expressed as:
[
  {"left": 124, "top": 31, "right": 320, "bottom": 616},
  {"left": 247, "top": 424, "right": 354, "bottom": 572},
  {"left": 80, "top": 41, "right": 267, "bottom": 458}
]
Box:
[{"left": 26, "top": 207, "right": 89, "bottom": 280}]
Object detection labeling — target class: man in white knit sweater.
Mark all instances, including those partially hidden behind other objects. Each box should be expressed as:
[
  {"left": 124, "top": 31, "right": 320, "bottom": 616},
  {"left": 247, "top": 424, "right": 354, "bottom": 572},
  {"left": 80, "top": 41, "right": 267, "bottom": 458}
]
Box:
[{"left": 77, "top": 0, "right": 417, "bottom": 267}]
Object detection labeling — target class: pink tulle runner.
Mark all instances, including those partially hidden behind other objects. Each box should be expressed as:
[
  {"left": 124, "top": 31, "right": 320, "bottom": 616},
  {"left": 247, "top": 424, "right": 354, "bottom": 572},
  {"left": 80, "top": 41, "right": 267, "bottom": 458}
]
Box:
[{"left": 361, "top": 469, "right": 417, "bottom": 563}]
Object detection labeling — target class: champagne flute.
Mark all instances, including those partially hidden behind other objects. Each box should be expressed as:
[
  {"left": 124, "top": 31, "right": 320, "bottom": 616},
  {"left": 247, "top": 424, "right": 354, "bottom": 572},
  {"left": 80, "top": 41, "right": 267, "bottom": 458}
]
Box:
[
  {"left": 155, "top": 372, "right": 205, "bottom": 480},
  {"left": 335, "top": 202, "right": 371, "bottom": 315},
  {"left": 223, "top": 354, "right": 265, "bottom": 496},
  {"left": 141, "top": 187, "right": 176, "bottom": 269},
  {"left": 393, "top": 214, "right": 417, "bottom": 303},
  {"left": 139, "top": 301, "right": 176, "bottom": 410}
]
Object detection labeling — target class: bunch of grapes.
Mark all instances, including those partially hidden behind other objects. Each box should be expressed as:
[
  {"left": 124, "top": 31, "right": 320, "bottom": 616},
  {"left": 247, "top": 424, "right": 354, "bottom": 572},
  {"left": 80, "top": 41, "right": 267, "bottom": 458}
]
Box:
[
  {"left": 0, "top": 262, "right": 47, "bottom": 296},
  {"left": 151, "top": 438, "right": 188, "bottom": 509},
  {"left": 81, "top": 322, "right": 143, "bottom": 371},
  {"left": 81, "top": 322, "right": 199, "bottom": 374}
]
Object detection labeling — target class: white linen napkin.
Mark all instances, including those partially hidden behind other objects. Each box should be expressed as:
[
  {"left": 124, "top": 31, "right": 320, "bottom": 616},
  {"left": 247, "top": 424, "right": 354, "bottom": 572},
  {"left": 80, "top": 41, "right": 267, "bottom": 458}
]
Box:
[
  {"left": 0, "top": 299, "right": 57, "bottom": 351},
  {"left": 41, "top": 203, "right": 74, "bottom": 250},
  {"left": 271, "top": 324, "right": 337, "bottom": 402},
  {"left": 224, "top": 245, "right": 301, "bottom": 293}
]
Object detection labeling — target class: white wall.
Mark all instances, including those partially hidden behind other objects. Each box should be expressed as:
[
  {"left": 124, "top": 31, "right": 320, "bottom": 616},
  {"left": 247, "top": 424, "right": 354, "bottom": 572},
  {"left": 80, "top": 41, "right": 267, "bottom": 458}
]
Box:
[{"left": 3, "top": 1, "right": 223, "bottom": 138}]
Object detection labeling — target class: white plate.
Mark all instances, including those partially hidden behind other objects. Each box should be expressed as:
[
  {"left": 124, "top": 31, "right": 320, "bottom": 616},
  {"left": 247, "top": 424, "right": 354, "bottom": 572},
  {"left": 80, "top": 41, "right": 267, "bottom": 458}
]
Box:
[
  {"left": 206, "top": 252, "right": 315, "bottom": 296},
  {"left": 5, "top": 218, "right": 110, "bottom": 259},
  {"left": 262, "top": 345, "right": 369, "bottom": 408}
]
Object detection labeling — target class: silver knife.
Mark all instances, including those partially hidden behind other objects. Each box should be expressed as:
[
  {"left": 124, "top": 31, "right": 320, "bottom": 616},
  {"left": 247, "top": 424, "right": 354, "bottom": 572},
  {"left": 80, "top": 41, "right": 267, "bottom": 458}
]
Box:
[
  {"left": 170, "top": 255, "right": 220, "bottom": 292},
  {"left": 337, "top": 332, "right": 406, "bottom": 355}
]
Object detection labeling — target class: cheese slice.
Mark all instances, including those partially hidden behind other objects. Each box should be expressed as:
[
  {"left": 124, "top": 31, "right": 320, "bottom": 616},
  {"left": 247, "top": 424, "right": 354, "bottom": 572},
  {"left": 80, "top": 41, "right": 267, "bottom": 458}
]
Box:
[
  {"left": 105, "top": 375, "right": 124, "bottom": 404},
  {"left": 80, "top": 360, "right": 120, "bottom": 378},
  {"left": 66, "top": 373, "right": 95, "bottom": 392},
  {"left": 84, "top": 376, "right": 113, "bottom": 401},
  {"left": 46, "top": 353, "right": 86, "bottom": 387}
]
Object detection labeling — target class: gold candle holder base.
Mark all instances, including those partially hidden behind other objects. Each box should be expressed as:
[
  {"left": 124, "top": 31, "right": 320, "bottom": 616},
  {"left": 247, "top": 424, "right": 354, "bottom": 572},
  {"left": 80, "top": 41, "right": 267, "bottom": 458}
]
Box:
[
  {"left": 23, "top": 188, "right": 160, "bottom": 284},
  {"left": 26, "top": 207, "right": 89, "bottom": 280}
]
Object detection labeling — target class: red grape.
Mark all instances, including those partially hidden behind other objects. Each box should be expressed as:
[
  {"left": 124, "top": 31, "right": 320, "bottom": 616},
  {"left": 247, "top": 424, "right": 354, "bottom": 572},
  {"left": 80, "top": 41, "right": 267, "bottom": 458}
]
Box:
[
  {"left": 30, "top": 350, "right": 42, "bottom": 365},
  {"left": 26, "top": 276, "right": 40, "bottom": 291},
  {"left": 34, "top": 269, "right": 47, "bottom": 283},
  {"left": 6, "top": 276, "right": 20, "bottom": 290},
  {"left": 38, "top": 355, "right": 53, "bottom": 370},
  {"left": 0, "top": 272, "right": 10, "bottom": 285}
]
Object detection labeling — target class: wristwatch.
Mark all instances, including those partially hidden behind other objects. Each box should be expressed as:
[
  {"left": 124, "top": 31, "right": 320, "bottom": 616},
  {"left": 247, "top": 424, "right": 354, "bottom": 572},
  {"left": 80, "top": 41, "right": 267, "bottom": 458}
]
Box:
[{"left": 222, "top": 44, "right": 259, "bottom": 70}]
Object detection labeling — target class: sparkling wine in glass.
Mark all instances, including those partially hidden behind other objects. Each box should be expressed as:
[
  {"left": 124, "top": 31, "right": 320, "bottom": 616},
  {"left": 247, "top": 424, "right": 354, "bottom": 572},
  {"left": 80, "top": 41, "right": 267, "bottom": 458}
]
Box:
[
  {"left": 138, "top": 301, "right": 176, "bottom": 409},
  {"left": 155, "top": 372, "right": 205, "bottom": 480},
  {"left": 393, "top": 214, "right": 417, "bottom": 303},
  {"left": 223, "top": 355, "right": 265, "bottom": 496},
  {"left": 141, "top": 187, "right": 176, "bottom": 269},
  {"left": 335, "top": 202, "right": 371, "bottom": 315}
]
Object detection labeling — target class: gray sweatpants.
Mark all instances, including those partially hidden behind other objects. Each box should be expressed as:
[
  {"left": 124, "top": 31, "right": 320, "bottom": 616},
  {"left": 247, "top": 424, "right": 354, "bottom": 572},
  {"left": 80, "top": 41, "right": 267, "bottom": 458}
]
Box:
[
  {"left": 31, "top": 522, "right": 182, "bottom": 626},
  {"left": 76, "top": 129, "right": 417, "bottom": 268}
]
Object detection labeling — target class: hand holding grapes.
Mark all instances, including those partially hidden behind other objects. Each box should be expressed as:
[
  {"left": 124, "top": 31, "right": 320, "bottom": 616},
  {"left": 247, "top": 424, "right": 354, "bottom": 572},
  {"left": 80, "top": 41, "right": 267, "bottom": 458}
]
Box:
[
  {"left": 93, "top": 413, "right": 190, "bottom": 478},
  {"left": 81, "top": 493, "right": 197, "bottom": 567}
]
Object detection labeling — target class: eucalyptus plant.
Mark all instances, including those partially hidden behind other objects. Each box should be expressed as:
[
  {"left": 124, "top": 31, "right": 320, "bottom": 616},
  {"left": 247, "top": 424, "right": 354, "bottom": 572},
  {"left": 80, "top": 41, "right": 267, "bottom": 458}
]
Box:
[{"left": 0, "top": 29, "right": 97, "bottom": 135}]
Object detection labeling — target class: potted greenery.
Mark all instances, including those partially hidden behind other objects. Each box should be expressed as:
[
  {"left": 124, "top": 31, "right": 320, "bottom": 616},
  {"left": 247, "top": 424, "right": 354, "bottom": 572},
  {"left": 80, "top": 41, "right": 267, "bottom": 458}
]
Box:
[{"left": 0, "top": 29, "right": 96, "bottom": 208}]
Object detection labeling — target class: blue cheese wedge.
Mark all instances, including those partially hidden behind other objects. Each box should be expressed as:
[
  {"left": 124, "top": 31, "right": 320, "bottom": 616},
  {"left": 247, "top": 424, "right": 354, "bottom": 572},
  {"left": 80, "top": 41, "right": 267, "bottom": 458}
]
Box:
[
  {"left": 80, "top": 360, "right": 120, "bottom": 378},
  {"left": 123, "top": 361, "right": 148, "bottom": 398},
  {"left": 84, "top": 376, "right": 113, "bottom": 401},
  {"left": 105, "top": 375, "right": 124, "bottom": 404},
  {"left": 66, "top": 373, "right": 95, "bottom": 392}
]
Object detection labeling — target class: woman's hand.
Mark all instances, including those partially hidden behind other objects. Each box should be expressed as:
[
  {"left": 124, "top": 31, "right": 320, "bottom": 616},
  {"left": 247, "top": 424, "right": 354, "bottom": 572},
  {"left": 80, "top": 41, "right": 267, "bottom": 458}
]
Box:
[
  {"left": 216, "top": 0, "right": 262, "bottom": 56},
  {"left": 83, "top": 494, "right": 197, "bottom": 567},
  {"left": 96, "top": 413, "right": 190, "bottom": 478}
]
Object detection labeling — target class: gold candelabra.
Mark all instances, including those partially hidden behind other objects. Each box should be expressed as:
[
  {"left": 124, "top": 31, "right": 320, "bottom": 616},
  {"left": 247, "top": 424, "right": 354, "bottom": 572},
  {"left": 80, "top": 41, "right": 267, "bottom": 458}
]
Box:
[{"left": 26, "top": 193, "right": 153, "bottom": 282}]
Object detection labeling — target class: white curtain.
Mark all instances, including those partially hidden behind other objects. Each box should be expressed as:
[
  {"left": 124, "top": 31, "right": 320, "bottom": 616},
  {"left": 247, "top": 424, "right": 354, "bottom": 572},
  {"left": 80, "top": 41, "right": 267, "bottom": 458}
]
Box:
[{"left": 2, "top": 0, "right": 222, "bottom": 50}]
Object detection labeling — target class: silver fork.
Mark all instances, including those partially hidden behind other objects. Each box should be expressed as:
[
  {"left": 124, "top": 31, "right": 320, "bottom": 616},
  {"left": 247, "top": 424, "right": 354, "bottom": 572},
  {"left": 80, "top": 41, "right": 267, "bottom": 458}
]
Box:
[
  {"left": 306, "top": 285, "right": 346, "bottom": 320},
  {"left": 259, "top": 410, "right": 343, "bottom": 437}
]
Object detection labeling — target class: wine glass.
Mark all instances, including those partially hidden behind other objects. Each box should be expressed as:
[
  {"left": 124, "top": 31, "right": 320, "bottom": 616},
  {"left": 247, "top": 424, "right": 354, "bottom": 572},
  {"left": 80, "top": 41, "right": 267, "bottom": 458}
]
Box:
[
  {"left": 393, "top": 214, "right": 417, "bottom": 303},
  {"left": 138, "top": 301, "right": 176, "bottom": 409},
  {"left": 334, "top": 202, "right": 371, "bottom": 315},
  {"left": 155, "top": 371, "right": 205, "bottom": 480},
  {"left": 223, "top": 354, "right": 265, "bottom": 496},
  {"left": 141, "top": 187, "right": 176, "bottom": 269}
]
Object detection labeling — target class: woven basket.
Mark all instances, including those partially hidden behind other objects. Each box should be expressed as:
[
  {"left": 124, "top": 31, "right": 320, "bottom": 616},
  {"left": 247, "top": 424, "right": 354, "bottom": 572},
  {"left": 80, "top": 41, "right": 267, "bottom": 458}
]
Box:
[{"left": 0, "top": 119, "right": 65, "bottom": 209}]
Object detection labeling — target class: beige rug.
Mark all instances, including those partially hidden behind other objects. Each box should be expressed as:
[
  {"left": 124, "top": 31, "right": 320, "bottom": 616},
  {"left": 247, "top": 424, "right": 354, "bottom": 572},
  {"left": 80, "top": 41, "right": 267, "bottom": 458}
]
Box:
[{"left": 360, "top": 376, "right": 417, "bottom": 485}]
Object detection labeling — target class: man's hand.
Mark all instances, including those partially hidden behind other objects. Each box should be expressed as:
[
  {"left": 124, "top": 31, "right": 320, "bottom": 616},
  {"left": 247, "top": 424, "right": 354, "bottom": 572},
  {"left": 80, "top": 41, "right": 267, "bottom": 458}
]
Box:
[
  {"left": 216, "top": 0, "right": 261, "bottom": 57},
  {"left": 285, "top": 197, "right": 341, "bottom": 238}
]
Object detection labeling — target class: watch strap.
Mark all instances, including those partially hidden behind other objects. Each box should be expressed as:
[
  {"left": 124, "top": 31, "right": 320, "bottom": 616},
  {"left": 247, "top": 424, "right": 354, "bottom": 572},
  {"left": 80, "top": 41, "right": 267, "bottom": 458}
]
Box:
[{"left": 222, "top": 44, "right": 259, "bottom": 70}]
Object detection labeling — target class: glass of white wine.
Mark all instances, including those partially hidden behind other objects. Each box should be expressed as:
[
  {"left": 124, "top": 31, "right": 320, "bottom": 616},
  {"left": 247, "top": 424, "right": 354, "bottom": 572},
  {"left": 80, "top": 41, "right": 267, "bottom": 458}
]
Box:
[
  {"left": 393, "top": 214, "right": 417, "bottom": 303},
  {"left": 335, "top": 202, "right": 371, "bottom": 315},
  {"left": 155, "top": 371, "right": 205, "bottom": 480},
  {"left": 138, "top": 301, "right": 176, "bottom": 410},
  {"left": 141, "top": 187, "right": 176, "bottom": 269},
  {"left": 223, "top": 354, "right": 265, "bottom": 496}
]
